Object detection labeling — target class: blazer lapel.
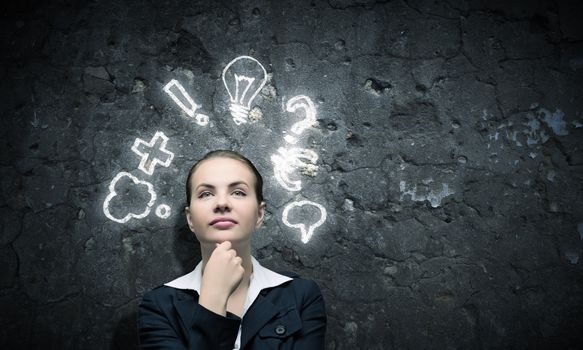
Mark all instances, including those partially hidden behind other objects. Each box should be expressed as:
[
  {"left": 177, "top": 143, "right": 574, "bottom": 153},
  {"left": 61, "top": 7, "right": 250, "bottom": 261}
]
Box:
[{"left": 173, "top": 289, "right": 200, "bottom": 340}]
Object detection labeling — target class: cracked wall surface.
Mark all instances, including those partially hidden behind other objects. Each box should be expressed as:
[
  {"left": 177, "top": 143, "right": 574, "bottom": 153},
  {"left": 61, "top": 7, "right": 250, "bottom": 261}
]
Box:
[{"left": 1, "top": 0, "right": 583, "bottom": 348}]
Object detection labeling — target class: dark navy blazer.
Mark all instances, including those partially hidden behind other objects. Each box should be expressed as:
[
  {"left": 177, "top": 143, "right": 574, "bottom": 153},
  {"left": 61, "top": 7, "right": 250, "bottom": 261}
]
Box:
[{"left": 138, "top": 273, "right": 326, "bottom": 349}]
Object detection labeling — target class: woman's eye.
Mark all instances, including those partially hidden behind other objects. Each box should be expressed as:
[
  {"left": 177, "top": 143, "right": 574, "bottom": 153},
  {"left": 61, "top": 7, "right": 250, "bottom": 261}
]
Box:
[
  {"left": 198, "top": 191, "right": 212, "bottom": 198},
  {"left": 232, "top": 190, "right": 246, "bottom": 197}
]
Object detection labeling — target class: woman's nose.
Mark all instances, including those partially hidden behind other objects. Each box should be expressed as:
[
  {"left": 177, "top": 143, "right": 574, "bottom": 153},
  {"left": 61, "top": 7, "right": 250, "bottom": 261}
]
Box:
[{"left": 213, "top": 193, "right": 231, "bottom": 212}]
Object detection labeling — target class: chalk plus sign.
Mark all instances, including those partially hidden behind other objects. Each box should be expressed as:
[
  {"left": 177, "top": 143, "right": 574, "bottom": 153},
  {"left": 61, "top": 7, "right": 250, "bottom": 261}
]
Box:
[{"left": 131, "top": 131, "right": 175, "bottom": 176}]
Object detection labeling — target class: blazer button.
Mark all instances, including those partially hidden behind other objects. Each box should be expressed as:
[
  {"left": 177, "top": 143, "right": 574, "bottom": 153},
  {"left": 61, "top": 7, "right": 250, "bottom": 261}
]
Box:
[{"left": 275, "top": 325, "right": 286, "bottom": 335}]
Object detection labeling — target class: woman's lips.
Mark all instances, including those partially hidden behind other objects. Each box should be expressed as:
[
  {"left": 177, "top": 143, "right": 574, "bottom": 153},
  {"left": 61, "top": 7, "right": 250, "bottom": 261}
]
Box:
[{"left": 210, "top": 218, "right": 237, "bottom": 229}]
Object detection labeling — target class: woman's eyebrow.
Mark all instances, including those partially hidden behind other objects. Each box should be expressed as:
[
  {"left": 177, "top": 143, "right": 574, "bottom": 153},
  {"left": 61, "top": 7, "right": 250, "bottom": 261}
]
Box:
[
  {"left": 195, "top": 181, "right": 249, "bottom": 190},
  {"left": 228, "top": 181, "right": 249, "bottom": 188},
  {"left": 195, "top": 183, "right": 215, "bottom": 190}
]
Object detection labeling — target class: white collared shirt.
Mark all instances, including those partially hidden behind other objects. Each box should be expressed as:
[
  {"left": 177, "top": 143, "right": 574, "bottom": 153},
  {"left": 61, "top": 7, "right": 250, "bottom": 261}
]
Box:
[{"left": 164, "top": 257, "right": 292, "bottom": 350}]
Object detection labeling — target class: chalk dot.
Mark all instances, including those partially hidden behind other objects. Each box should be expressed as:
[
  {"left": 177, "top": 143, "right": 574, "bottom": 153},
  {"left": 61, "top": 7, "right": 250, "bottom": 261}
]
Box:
[
  {"left": 155, "top": 204, "right": 171, "bottom": 219},
  {"left": 195, "top": 114, "right": 209, "bottom": 126}
]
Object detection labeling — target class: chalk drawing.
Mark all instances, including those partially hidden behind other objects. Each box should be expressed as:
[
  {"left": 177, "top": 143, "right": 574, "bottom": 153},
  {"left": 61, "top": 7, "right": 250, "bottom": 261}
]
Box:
[
  {"left": 103, "top": 172, "right": 157, "bottom": 224},
  {"left": 483, "top": 107, "right": 571, "bottom": 151},
  {"left": 540, "top": 108, "right": 568, "bottom": 136},
  {"left": 163, "top": 79, "right": 199, "bottom": 117},
  {"left": 163, "top": 79, "right": 209, "bottom": 126},
  {"left": 222, "top": 56, "right": 267, "bottom": 125},
  {"left": 481, "top": 107, "right": 576, "bottom": 169},
  {"left": 524, "top": 116, "right": 549, "bottom": 146},
  {"left": 131, "top": 131, "right": 175, "bottom": 176},
  {"left": 195, "top": 113, "right": 209, "bottom": 126},
  {"left": 284, "top": 135, "right": 298, "bottom": 144},
  {"left": 271, "top": 147, "right": 319, "bottom": 191},
  {"left": 282, "top": 200, "right": 327, "bottom": 243},
  {"left": 284, "top": 95, "right": 317, "bottom": 144},
  {"left": 155, "top": 204, "right": 171, "bottom": 219},
  {"left": 161, "top": 61, "right": 329, "bottom": 242},
  {"left": 399, "top": 180, "right": 454, "bottom": 208},
  {"left": 269, "top": 94, "right": 326, "bottom": 242}
]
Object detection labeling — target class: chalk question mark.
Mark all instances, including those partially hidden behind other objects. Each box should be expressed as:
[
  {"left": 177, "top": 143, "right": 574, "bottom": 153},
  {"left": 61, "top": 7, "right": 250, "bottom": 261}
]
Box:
[{"left": 284, "top": 95, "right": 317, "bottom": 144}]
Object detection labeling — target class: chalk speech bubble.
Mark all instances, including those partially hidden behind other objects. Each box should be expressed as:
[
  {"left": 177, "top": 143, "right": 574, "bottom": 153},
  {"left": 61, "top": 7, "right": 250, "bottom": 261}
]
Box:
[
  {"left": 282, "top": 200, "right": 327, "bottom": 244},
  {"left": 103, "top": 172, "right": 157, "bottom": 223}
]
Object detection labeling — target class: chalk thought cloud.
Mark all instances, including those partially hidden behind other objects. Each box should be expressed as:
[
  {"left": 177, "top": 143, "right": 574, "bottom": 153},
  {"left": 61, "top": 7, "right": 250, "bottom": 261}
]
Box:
[{"left": 103, "top": 172, "right": 157, "bottom": 223}]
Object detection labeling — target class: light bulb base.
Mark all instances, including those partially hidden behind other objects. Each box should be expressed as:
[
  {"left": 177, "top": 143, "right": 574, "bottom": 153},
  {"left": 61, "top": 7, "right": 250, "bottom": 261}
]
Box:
[{"left": 229, "top": 103, "right": 250, "bottom": 125}]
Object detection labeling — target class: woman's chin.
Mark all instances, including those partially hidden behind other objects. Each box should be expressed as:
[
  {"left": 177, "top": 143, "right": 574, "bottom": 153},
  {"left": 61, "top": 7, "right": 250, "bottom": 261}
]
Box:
[{"left": 201, "top": 233, "right": 250, "bottom": 245}]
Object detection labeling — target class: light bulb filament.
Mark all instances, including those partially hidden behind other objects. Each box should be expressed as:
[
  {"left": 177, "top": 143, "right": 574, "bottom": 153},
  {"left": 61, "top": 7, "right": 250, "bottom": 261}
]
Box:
[{"left": 234, "top": 74, "right": 256, "bottom": 105}]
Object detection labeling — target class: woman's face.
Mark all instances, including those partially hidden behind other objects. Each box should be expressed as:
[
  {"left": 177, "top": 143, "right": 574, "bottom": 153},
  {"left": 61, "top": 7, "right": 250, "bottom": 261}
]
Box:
[{"left": 185, "top": 157, "right": 265, "bottom": 246}]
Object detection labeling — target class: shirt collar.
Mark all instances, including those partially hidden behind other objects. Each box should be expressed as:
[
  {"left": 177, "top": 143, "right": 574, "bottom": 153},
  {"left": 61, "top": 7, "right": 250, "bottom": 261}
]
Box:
[{"left": 164, "top": 256, "right": 292, "bottom": 298}]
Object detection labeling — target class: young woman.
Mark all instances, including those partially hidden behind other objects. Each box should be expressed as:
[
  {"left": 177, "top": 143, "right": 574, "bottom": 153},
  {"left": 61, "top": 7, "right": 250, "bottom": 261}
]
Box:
[{"left": 138, "top": 150, "right": 327, "bottom": 349}]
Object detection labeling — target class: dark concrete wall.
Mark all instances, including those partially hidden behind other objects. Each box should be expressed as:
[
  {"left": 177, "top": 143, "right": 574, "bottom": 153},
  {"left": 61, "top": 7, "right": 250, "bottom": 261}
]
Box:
[{"left": 2, "top": 0, "right": 583, "bottom": 349}]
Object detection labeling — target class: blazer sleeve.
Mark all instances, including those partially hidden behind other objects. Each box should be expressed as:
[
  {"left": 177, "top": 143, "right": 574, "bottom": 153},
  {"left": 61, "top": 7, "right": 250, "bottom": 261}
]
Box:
[
  {"left": 295, "top": 279, "right": 327, "bottom": 349},
  {"left": 138, "top": 288, "right": 241, "bottom": 350}
]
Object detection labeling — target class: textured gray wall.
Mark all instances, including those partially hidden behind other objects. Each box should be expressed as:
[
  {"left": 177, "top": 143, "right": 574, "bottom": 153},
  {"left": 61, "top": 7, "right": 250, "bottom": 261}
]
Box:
[{"left": 2, "top": 0, "right": 583, "bottom": 349}]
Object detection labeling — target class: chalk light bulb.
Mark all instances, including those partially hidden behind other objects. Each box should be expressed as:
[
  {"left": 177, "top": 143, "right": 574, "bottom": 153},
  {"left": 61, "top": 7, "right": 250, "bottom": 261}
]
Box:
[{"left": 221, "top": 56, "right": 267, "bottom": 125}]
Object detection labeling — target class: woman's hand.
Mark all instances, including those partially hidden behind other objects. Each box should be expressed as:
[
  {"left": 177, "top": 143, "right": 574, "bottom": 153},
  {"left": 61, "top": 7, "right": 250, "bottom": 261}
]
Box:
[{"left": 198, "top": 241, "right": 244, "bottom": 316}]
